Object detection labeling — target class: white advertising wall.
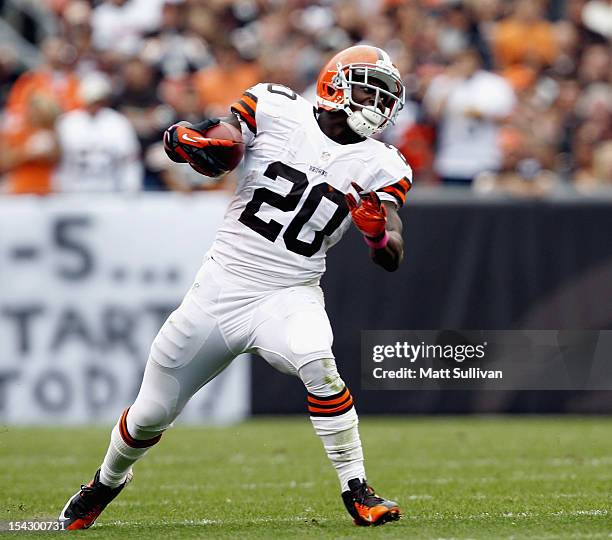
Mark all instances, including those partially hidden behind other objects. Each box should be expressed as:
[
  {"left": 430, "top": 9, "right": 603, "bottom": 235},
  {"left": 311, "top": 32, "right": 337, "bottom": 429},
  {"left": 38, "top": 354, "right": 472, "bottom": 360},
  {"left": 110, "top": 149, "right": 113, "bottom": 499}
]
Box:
[{"left": 0, "top": 193, "right": 250, "bottom": 425}]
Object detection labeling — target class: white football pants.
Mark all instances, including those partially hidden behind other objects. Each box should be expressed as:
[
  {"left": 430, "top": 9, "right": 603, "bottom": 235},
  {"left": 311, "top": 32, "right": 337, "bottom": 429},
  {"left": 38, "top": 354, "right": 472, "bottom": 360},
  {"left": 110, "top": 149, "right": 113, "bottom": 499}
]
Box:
[
  {"left": 101, "top": 255, "right": 364, "bottom": 491},
  {"left": 127, "top": 255, "right": 352, "bottom": 438}
]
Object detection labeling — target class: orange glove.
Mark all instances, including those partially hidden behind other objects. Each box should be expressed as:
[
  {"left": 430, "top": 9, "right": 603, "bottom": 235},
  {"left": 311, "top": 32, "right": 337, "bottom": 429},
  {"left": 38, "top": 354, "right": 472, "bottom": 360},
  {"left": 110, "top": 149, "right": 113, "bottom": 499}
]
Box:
[
  {"left": 163, "top": 120, "right": 237, "bottom": 176},
  {"left": 173, "top": 125, "right": 237, "bottom": 149},
  {"left": 345, "top": 182, "right": 388, "bottom": 241}
]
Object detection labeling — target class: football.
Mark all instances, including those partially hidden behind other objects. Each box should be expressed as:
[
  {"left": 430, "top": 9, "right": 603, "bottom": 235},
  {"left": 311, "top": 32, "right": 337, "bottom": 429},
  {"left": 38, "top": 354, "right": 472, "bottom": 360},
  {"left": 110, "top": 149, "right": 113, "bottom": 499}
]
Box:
[{"left": 186, "top": 121, "right": 245, "bottom": 177}]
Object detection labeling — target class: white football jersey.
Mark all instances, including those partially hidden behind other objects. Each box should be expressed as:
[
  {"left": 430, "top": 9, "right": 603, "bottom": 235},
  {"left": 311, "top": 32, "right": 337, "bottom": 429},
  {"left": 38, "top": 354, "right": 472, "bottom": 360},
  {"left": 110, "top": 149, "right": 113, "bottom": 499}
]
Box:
[{"left": 209, "top": 83, "right": 412, "bottom": 288}]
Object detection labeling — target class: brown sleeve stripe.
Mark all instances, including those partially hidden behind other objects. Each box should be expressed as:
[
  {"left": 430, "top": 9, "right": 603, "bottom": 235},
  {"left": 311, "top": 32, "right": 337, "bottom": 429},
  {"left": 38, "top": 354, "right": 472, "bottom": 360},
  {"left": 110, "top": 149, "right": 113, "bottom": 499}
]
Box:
[
  {"left": 236, "top": 98, "right": 256, "bottom": 119},
  {"left": 380, "top": 185, "right": 406, "bottom": 207},
  {"left": 119, "top": 407, "right": 162, "bottom": 449},
  {"left": 242, "top": 92, "right": 258, "bottom": 112},
  {"left": 231, "top": 101, "right": 255, "bottom": 124},
  {"left": 231, "top": 102, "right": 256, "bottom": 134},
  {"left": 307, "top": 387, "right": 355, "bottom": 417},
  {"left": 398, "top": 177, "right": 411, "bottom": 193},
  {"left": 230, "top": 94, "right": 257, "bottom": 135},
  {"left": 377, "top": 176, "right": 412, "bottom": 207}
]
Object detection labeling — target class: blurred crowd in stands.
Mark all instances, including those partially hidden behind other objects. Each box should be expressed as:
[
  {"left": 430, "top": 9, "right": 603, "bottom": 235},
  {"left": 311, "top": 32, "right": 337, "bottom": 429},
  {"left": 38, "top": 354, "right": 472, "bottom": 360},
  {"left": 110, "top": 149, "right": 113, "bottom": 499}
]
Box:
[{"left": 0, "top": 0, "right": 610, "bottom": 196}]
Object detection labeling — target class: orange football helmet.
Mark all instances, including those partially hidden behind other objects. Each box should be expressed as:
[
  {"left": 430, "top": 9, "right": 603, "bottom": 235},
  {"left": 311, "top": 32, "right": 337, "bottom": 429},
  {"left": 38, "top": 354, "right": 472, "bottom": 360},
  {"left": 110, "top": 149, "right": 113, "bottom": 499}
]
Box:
[{"left": 316, "top": 45, "right": 405, "bottom": 137}]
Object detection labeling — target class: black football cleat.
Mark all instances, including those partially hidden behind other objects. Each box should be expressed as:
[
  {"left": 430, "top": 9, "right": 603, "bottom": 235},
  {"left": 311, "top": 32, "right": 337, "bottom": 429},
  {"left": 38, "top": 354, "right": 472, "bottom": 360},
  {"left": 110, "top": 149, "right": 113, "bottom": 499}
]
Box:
[
  {"left": 58, "top": 469, "right": 131, "bottom": 530},
  {"left": 342, "top": 478, "right": 401, "bottom": 526}
]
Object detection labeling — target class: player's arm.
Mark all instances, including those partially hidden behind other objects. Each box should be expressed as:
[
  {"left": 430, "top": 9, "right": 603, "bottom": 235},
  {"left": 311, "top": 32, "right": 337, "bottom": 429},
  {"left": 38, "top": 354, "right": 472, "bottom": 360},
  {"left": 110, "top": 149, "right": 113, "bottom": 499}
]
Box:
[
  {"left": 345, "top": 183, "right": 404, "bottom": 272},
  {"left": 372, "top": 201, "right": 404, "bottom": 271}
]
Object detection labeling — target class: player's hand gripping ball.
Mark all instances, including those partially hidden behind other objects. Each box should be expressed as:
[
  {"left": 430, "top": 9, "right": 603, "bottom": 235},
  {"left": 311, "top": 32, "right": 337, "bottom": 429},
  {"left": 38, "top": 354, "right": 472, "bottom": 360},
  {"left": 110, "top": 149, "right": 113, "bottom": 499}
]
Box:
[
  {"left": 163, "top": 118, "right": 245, "bottom": 177},
  {"left": 345, "top": 182, "right": 387, "bottom": 240}
]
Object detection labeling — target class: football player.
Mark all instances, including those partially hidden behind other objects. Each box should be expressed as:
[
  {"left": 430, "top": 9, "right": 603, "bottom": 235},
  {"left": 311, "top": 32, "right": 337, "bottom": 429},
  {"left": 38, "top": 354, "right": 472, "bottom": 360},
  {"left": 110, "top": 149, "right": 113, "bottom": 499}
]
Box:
[{"left": 59, "top": 45, "right": 412, "bottom": 529}]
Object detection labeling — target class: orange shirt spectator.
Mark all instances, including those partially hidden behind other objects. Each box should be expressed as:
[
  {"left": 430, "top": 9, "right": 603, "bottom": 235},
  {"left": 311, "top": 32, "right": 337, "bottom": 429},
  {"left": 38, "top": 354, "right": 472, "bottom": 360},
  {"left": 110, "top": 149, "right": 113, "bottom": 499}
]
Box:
[
  {"left": 193, "top": 47, "right": 260, "bottom": 115},
  {"left": 492, "top": 0, "right": 557, "bottom": 69},
  {"left": 0, "top": 93, "right": 61, "bottom": 195},
  {"left": 4, "top": 37, "right": 81, "bottom": 122},
  {"left": 5, "top": 69, "right": 80, "bottom": 119}
]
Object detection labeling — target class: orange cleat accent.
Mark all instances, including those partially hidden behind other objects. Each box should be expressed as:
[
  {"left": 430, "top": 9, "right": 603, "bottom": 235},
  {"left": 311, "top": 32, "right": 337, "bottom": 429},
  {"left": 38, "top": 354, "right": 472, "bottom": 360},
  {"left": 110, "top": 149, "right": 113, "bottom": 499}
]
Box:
[
  {"left": 58, "top": 469, "right": 131, "bottom": 530},
  {"left": 342, "top": 479, "right": 401, "bottom": 526}
]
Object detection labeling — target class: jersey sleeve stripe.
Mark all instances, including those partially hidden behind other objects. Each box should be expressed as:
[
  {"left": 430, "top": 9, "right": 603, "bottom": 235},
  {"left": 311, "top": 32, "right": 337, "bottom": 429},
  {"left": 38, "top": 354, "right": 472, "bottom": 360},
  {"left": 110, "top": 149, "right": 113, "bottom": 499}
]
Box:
[
  {"left": 397, "top": 177, "right": 411, "bottom": 193},
  {"left": 230, "top": 91, "right": 258, "bottom": 135},
  {"left": 377, "top": 176, "right": 412, "bottom": 207},
  {"left": 242, "top": 92, "right": 258, "bottom": 111},
  {"left": 379, "top": 186, "right": 405, "bottom": 207},
  {"left": 237, "top": 98, "right": 256, "bottom": 119},
  {"left": 232, "top": 101, "right": 256, "bottom": 124},
  {"left": 231, "top": 101, "right": 257, "bottom": 134}
]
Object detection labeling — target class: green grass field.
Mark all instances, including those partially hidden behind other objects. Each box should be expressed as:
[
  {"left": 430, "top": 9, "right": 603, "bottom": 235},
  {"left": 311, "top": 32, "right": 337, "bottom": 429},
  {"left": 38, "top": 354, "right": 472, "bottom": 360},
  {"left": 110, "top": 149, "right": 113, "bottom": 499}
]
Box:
[{"left": 1, "top": 417, "right": 611, "bottom": 539}]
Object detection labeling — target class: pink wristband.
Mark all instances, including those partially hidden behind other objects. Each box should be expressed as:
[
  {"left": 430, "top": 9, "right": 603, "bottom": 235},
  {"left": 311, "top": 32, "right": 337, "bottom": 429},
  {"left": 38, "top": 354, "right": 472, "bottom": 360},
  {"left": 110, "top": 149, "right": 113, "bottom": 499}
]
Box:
[{"left": 364, "top": 230, "right": 389, "bottom": 249}]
